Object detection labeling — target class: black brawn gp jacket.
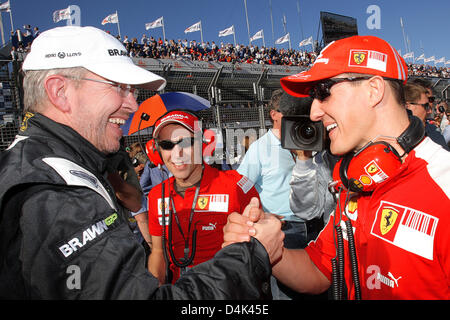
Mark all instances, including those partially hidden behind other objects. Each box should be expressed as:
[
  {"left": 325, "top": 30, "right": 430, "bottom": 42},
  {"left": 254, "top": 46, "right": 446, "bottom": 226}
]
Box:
[{"left": 0, "top": 113, "right": 271, "bottom": 299}]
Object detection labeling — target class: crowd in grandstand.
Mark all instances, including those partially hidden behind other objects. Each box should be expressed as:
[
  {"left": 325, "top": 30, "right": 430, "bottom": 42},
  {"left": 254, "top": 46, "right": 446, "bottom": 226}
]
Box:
[{"left": 8, "top": 25, "right": 450, "bottom": 78}]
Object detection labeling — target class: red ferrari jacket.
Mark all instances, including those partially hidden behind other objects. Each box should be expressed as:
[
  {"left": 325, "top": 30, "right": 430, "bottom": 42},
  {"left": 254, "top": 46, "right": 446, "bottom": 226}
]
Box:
[{"left": 148, "top": 164, "right": 259, "bottom": 282}]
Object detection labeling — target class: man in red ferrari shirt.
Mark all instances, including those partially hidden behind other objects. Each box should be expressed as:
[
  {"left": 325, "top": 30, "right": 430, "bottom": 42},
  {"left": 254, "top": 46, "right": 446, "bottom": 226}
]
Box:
[
  {"left": 223, "top": 35, "right": 450, "bottom": 299},
  {"left": 147, "top": 110, "right": 260, "bottom": 284}
]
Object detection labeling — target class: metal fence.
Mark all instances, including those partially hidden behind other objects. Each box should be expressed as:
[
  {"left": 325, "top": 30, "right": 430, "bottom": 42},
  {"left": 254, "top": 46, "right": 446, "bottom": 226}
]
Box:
[{"left": 1, "top": 56, "right": 450, "bottom": 152}]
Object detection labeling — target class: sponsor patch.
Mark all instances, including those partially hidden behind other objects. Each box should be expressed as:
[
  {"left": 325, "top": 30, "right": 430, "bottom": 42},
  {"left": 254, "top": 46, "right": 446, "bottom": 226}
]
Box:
[
  {"left": 56, "top": 212, "right": 120, "bottom": 260},
  {"left": 237, "top": 176, "right": 254, "bottom": 194},
  {"left": 157, "top": 197, "right": 170, "bottom": 226},
  {"left": 371, "top": 201, "right": 438, "bottom": 260},
  {"left": 349, "top": 49, "right": 387, "bottom": 72},
  {"left": 194, "top": 194, "right": 229, "bottom": 212}
]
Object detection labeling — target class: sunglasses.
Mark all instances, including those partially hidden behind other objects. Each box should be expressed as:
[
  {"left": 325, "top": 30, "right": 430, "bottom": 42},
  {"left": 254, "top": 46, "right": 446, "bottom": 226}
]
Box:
[
  {"left": 157, "top": 137, "right": 196, "bottom": 150},
  {"left": 408, "top": 102, "right": 431, "bottom": 111},
  {"left": 309, "top": 76, "right": 373, "bottom": 101}
]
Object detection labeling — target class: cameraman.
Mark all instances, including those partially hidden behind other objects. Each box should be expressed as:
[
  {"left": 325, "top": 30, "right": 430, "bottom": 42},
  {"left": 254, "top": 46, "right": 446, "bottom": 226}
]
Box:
[{"left": 280, "top": 94, "right": 337, "bottom": 248}]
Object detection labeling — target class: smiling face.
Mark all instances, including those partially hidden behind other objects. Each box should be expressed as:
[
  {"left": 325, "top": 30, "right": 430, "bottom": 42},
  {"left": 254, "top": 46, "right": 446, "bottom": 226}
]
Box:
[
  {"left": 309, "top": 76, "right": 377, "bottom": 156},
  {"left": 157, "top": 123, "right": 203, "bottom": 187},
  {"left": 67, "top": 72, "right": 138, "bottom": 153}
]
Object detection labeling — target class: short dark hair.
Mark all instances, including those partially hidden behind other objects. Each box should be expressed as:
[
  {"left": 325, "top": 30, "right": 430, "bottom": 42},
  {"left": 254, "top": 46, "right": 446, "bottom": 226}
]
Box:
[
  {"left": 411, "top": 78, "right": 432, "bottom": 89},
  {"left": 268, "top": 89, "right": 284, "bottom": 124},
  {"left": 269, "top": 89, "right": 284, "bottom": 112},
  {"left": 344, "top": 73, "right": 405, "bottom": 106},
  {"left": 405, "top": 83, "right": 427, "bottom": 103}
]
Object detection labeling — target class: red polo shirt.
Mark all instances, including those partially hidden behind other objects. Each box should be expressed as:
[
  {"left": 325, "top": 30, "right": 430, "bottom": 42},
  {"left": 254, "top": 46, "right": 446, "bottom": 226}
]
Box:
[{"left": 148, "top": 164, "right": 259, "bottom": 282}]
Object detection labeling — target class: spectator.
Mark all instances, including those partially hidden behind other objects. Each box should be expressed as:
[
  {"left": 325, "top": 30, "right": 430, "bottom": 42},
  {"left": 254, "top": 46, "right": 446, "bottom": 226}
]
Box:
[
  {"left": 237, "top": 89, "right": 299, "bottom": 300},
  {"left": 405, "top": 83, "right": 449, "bottom": 150}
]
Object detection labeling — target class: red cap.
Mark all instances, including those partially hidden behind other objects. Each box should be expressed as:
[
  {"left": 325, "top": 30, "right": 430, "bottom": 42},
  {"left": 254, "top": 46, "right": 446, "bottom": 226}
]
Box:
[
  {"left": 281, "top": 35, "right": 408, "bottom": 97},
  {"left": 153, "top": 110, "right": 200, "bottom": 139}
]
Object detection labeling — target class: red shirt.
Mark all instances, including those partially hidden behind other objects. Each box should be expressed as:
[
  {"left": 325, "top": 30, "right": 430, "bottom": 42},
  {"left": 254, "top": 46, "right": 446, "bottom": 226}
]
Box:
[
  {"left": 305, "top": 138, "right": 450, "bottom": 299},
  {"left": 148, "top": 164, "right": 259, "bottom": 282}
]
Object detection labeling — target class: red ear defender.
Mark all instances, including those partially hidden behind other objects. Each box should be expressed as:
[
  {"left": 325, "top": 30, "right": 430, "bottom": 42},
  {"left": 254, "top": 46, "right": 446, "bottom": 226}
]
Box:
[
  {"left": 145, "top": 138, "right": 164, "bottom": 167},
  {"left": 332, "top": 142, "right": 402, "bottom": 193}
]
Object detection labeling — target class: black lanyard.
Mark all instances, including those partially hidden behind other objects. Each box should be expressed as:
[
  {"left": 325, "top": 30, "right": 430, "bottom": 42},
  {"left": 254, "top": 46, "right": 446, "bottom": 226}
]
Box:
[
  {"left": 169, "top": 186, "right": 200, "bottom": 259},
  {"left": 167, "top": 185, "right": 200, "bottom": 267}
]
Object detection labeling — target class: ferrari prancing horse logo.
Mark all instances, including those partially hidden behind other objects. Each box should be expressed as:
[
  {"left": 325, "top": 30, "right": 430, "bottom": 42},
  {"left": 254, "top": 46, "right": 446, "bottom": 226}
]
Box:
[
  {"left": 353, "top": 52, "right": 366, "bottom": 65},
  {"left": 197, "top": 196, "right": 209, "bottom": 210},
  {"left": 380, "top": 207, "right": 399, "bottom": 235}
]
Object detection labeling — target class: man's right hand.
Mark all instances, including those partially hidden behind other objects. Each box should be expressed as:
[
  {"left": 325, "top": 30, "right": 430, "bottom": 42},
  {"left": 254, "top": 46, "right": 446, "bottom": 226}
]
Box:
[{"left": 223, "top": 197, "right": 285, "bottom": 265}]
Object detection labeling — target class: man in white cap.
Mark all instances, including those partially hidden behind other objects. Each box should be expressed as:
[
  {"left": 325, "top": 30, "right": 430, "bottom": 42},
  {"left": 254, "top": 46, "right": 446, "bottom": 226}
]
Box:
[{"left": 0, "top": 26, "right": 283, "bottom": 299}]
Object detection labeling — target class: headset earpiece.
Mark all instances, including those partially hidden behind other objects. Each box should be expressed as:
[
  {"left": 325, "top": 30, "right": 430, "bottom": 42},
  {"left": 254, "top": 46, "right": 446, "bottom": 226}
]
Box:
[
  {"left": 333, "top": 142, "right": 402, "bottom": 193},
  {"left": 330, "top": 115, "right": 424, "bottom": 194},
  {"left": 145, "top": 138, "right": 164, "bottom": 167}
]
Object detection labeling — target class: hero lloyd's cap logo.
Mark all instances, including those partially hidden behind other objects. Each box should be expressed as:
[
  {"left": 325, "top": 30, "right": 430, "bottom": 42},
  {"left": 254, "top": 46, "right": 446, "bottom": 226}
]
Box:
[{"left": 44, "top": 52, "right": 82, "bottom": 59}]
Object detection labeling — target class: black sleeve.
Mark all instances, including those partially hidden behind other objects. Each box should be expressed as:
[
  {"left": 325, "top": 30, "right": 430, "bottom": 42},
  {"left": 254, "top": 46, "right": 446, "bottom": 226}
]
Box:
[
  {"left": 7, "top": 185, "right": 271, "bottom": 300},
  {"left": 155, "top": 238, "right": 272, "bottom": 300}
]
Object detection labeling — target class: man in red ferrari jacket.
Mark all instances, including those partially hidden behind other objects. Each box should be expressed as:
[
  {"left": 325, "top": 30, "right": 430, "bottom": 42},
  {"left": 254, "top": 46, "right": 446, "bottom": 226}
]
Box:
[
  {"left": 224, "top": 35, "right": 450, "bottom": 299},
  {"left": 147, "top": 110, "right": 260, "bottom": 284}
]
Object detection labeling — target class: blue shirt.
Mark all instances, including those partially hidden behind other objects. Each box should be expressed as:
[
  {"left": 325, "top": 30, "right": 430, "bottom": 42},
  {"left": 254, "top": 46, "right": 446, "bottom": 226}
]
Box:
[{"left": 237, "top": 129, "right": 297, "bottom": 220}]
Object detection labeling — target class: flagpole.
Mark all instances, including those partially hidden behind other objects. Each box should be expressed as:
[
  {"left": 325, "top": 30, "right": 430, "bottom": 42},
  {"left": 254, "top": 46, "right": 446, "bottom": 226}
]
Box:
[
  {"left": 232, "top": 25, "right": 236, "bottom": 47},
  {"left": 244, "top": 0, "right": 251, "bottom": 45},
  {"left": 0, "top": 14, "right": 5, "bottom": 46},
  {"left": 162, "top": 16, "right": 166, "bottom": 41},
  {"left": 116, "top": 10, "right": 121, "bottom": 39},
  {"left": 400, "top": 17, "right": 407, "bottom": 56},
  {"left": 296, "top": 1, "right": 304, "bottom": 41},
  {"left": 262, "top": 29, "right": 265, "bottom": 48},
  {"left": 269, "top": 0, "right": 274, "bottom": 47},
  {"left": 8, "top": 2, "right": 13, "bottom": 32},
  {"left": 200, "top": 20, "right": 203, "bottom": 44}
]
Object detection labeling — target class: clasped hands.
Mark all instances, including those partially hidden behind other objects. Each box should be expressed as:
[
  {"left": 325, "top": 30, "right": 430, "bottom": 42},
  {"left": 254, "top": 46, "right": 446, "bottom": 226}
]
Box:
[{"left": 223, "top": 197, "right": 285, "bottom": 265}]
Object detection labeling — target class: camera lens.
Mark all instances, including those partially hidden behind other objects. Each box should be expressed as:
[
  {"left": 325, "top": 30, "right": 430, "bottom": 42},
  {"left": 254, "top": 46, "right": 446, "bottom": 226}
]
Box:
[
  {"left": 300, "top": 124, "right": 316, "bottom": 140},
  {"left": 293, "top": 122, "right": 317, "bottom": 144}
]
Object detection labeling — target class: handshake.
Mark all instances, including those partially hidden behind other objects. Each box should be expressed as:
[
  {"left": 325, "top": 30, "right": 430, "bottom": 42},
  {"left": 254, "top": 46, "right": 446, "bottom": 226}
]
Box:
[{"left": 223, "top": 197, "right": 285, "bottom": 265}]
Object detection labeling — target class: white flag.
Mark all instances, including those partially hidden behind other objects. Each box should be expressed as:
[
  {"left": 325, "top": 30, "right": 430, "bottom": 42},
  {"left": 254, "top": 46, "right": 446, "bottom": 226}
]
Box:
[
  {"left": 299, "top": 36, "right": 313, "bottom": 47},
  {"left": 53, "top": 7, "right": 71, "bottom": 23},
  {"left": 0, "top": 0, "right": 10, "bottom": 12},
  {"left": 424, "top": 56, "right": 435, "bottom": 63},
  {"left": 219, "top": 25, "right": 234, "bottom": 37},
  {"left": 250, "top": 30, "right": 263, "bottom": 42},
  {"left": 402, "top": 52, "right": 414, "bottom": 59},
  {"left": 415, "top": 53, "right": 425, "bottom": 61},
  {"left": 435, "top": 57, "right": 445, "bottom": 64},
  {"left": 145, "top": 17, "right": 163, "bottom": 30},
  {"left": 102, "top": 13, "right": 118, "bottom": 25},
  {"left": 275, "top": 33, "right": 290, "bottom": 45},
  {"left": 400, "top": 17, "right": 404, "bottom": 28},
  {"left": 185, "top": 21, "right": 201, "bottom": 33}
]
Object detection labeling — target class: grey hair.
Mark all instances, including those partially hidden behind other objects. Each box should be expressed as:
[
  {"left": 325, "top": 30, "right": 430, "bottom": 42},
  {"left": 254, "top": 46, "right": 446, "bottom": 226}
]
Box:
[{"left": 22, "top": 67, "right": 88, "bottom": 113}]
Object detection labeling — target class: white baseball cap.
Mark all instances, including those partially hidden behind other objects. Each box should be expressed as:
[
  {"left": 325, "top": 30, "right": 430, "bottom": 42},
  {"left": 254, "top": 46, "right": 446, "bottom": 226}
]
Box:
[{"left": 22, "top": 26, "right": 166, "bottom": 91}]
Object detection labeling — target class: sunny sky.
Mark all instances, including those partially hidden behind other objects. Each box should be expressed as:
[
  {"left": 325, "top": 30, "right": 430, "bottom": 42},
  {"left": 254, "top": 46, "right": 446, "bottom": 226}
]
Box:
[{"left": 2, "top": 0, "right": 449, "bottom": 65}]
